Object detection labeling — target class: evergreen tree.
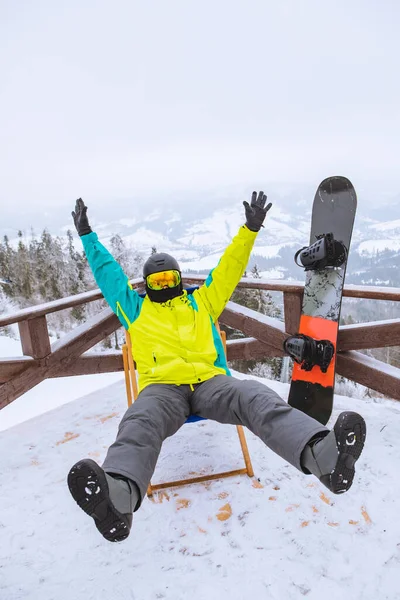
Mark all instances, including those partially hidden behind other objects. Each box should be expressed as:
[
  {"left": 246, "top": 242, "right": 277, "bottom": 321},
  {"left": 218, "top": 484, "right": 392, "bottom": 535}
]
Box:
[
  {"left": 17, "top": 230, "right": 34, "bottom": 300},
  {"left": 227, "top": 264, "right": 283, "bottom": 379},
  {"left": 0, "top": 241, "right": 8, "bottom": 288},
  {"left": 110, "top": 233, "right": 144, "bottom": 279},
  {"left": 66, "top": 229, "right": 89, "bottom": 322},
  {"left": 0, "top": 226, "right": 145, "bottom": 344}
]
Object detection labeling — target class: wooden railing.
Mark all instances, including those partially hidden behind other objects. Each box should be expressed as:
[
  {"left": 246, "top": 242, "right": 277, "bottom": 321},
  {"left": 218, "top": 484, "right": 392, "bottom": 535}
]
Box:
[{"left": 1, "top": 276, "right": 399, "bottom": 410}]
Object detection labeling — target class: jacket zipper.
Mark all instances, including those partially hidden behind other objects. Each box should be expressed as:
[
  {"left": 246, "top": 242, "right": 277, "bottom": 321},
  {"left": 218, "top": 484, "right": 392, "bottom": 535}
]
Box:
[{"left": 116, "top": 301, "right": 131, "bottom": 329}]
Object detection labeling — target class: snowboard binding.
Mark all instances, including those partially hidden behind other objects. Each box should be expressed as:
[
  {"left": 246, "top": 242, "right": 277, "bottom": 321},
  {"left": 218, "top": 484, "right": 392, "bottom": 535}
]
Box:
[
  {"left": 294, "top": 233, "right": 347, "bottom": 271},
  {"left": 284, "top": 334, "right": 335, "bottom": 373}
]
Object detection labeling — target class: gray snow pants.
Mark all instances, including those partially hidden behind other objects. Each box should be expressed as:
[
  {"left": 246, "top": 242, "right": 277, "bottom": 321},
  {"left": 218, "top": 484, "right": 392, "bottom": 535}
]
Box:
[{"left": 102, "top": 375, "right": 328, "bottom": 508}]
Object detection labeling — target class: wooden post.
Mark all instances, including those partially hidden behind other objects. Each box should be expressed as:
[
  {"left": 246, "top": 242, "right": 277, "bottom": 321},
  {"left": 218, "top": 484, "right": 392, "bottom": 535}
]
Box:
[
  {"left": 18, "top": 316, "right": 51, "bottom": 359},
  {"left": 283, "top": 291, "right": 303, "bottom": 334}
]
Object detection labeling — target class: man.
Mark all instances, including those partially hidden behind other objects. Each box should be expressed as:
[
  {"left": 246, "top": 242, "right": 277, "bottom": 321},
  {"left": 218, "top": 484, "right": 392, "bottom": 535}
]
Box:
[{"left": 67, "top": 193, "right": 366, "bottom": 543}]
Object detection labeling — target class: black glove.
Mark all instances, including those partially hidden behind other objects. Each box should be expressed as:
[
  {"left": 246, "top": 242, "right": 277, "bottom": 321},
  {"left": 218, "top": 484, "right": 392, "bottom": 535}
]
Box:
[
  {"left": 243, "top": 191, "right": 272, "bottom": 232},
  {"left": 71, "top": 198, "right": 92, "bottom": 236}
]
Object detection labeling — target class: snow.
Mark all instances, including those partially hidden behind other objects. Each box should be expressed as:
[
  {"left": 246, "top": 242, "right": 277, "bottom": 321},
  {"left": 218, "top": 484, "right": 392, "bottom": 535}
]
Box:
[
  {"left": 118, "top": 218, "right": 139, "bottom": 228},
  {"left": 1, "top": 344, "right": 400, "bottom": 599},
  {"left": 253, "top": 243, "right": 294, "bottom": 259},
  {"left": 357, "top": 239, "right": 400, "bottom": 255},
  {"left": 0, "top": 329, "right": 126, "bottom": 431},
  {"left": 262, "top": 218, "right": 306, "bottom": 244},
  {"left": 369, "top": 219, "right": 400, "bottom": 233},
  {"left": 172, "top": 249, "right": 202, "bottom": 262},
  {"left": 179, "top": 216, "right": 234, "bottom": 248},
  {"left": 0, "top": 334, "right": 23, "bottom": 358},
  {"left": 180, "top": 252, "right": 225, "bottom": 272},
  {"left": 259, "top": 269, "right": 285, "bottom": 279},
  {"left": 165, "top": 213, "right": 182, "bottom": 225},
  {"left": 112, "top": 227, "right": 175, "bottom": 254},
  {"left": 0, "top": 371, "right": 125, "bottom": 432}
]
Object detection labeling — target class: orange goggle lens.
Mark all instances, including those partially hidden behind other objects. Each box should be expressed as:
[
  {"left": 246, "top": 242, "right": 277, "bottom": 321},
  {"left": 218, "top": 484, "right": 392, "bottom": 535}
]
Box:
[{"left": 146, "top": 269, "right": 181, "bottom": 291}]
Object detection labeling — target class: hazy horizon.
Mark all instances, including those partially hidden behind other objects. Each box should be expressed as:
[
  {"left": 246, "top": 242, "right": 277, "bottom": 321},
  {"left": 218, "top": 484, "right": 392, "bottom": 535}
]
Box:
[{"left": 1, "top": 0, "right": 400, "bottom": 234}]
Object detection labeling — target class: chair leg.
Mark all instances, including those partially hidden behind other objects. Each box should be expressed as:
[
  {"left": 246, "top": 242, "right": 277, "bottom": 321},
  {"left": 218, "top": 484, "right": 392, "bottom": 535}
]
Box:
[
  {"left": 236, "top": 425, "right": 254, "bottom": 477},
  {"left": 125, "top": 332, "right": 139, "bottom": 399},
  {"left": 122, "top": 344, "right": 133, "bottom": 407}
]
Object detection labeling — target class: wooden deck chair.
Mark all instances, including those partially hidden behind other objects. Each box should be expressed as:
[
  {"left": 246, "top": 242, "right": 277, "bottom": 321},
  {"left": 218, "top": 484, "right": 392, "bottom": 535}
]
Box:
[{"left": 122, "top": 323, "right": 254, "bottom": 497}]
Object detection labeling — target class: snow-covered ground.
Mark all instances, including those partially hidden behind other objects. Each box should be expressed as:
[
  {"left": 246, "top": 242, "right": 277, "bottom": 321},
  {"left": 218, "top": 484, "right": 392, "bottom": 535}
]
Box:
[
  {"left": 0, "top": 335, "right": 125, "bottom": 432},
  {"left": 1, "top": 358, "right": 400, "bottom": 599}
]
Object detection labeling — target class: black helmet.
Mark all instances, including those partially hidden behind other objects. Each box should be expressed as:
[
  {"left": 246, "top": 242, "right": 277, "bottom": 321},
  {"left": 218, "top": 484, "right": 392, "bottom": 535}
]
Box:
[
  {"left": 143, "top": 253, "right": 181, "bottom": 278},
  {"left": 143, "top": 252, "right": 183, "bottom": 303}
]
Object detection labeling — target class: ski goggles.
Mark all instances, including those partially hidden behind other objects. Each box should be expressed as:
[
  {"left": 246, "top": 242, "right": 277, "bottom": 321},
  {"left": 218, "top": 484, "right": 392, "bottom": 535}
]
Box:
[{"left": 146, "top": 269, "right": 181, "bottom": 290}]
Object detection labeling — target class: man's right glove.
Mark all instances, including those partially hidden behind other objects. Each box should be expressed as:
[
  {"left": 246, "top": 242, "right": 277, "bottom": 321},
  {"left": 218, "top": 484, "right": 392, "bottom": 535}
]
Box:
[
  {"left": 243, "top": 191, "right": 272, "bottom": 232},
  {"left": 72, "top": 198, "right": 92, "bottom": 236}
]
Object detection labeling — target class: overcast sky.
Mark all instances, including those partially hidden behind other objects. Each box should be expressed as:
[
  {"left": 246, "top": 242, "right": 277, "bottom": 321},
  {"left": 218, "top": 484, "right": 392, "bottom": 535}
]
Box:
[{"left": 1, "top": 0, "right": 400, "bottom": 223}]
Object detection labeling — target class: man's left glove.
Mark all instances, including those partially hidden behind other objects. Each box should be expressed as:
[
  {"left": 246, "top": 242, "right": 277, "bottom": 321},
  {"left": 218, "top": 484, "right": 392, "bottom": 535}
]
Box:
[
  {"left": 243, "top": 191, "right": 272, "bottom": 232},
  {"left": 72, "top": 198, "right": 92, "bottom": 236}
]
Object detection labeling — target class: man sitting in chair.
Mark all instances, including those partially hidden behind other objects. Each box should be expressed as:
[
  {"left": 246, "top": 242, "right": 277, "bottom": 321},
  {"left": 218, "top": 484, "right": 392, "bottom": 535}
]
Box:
[{"left": 67, "top": 193, "right": 366, "bottom": 543}]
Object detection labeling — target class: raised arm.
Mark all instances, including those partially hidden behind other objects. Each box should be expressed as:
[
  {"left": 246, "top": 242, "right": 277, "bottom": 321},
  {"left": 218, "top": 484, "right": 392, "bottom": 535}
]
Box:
[
  {"left": 72, "top": 199, "right": 142, "bottom": 330},
  {"left": 195, "top": 191, "right": 272, "bottom": 321}
]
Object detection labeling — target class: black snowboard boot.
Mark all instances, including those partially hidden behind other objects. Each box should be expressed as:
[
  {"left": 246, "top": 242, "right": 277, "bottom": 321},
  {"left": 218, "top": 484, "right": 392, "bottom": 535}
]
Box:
[
  {"left": 301, "top": 411, "right": 366, "bottom": 494},
  {"left": 67, "top": 459, "right": 138, "bottom": 542}
]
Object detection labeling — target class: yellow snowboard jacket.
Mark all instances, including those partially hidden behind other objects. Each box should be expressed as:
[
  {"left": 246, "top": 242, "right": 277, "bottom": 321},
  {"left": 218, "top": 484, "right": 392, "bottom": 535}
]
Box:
[{"left": 81, "top": 225, "right": 257, "bottom": 392}]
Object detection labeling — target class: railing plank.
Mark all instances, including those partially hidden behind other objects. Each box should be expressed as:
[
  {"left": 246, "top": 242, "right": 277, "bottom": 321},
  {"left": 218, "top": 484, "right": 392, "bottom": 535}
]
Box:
[
  {"left": 186, "top": 276, "right": 400, "bottom": 300},
  {"left": 337, "top": 319, "right": 400, "bottom": 351},
  {"left": 336, "top": 352, "right": 400, "bottom": 400},
  {"left": 1, "top": 277, "right": 398, "bottom": 328},
  {"left": 0, "top": 288, "right": 108, "bottom": 328},
  {"left": 46, "top": 352, "right": 124, "bottom": 377},
  {"left": 220, "top": 302, "right": 287, "bottom": 351},
  {"left": 0, "top": 353, "right": 124, "bottom": 381},
  {"left": 226, "top": 337, "right": 285, "bottom": 359},
  {"left": 0, "top": 338, "right": 280, "bottom": 382},
  {"left": 0, "top": 357, "right": 34, "bottom": 383}
]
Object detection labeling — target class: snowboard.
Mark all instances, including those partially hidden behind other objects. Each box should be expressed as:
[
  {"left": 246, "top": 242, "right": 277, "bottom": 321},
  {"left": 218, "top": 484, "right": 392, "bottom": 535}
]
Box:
[{"left": 286, "top": 176, "right": 357, "bottom": 425}]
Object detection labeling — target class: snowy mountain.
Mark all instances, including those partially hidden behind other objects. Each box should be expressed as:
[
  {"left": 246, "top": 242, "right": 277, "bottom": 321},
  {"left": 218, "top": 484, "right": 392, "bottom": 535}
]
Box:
[
  {"left": 2, "top": 182, "right": 399, "bottom": 284},
  {"left": 97, "top": 203, "right": 307, "bottom": 277},
  {"left": 87, "top": 193, "right": 400, "bottom": 285}
]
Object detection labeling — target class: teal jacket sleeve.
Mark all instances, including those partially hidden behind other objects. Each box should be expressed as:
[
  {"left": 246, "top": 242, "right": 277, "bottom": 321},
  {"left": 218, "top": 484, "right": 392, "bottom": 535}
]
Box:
[
  {"left": 81, "top": 232, "right": 142, "bottom": 330},
  {"left": 195, "top": 225, "right": 257, "bottom": 321}
]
